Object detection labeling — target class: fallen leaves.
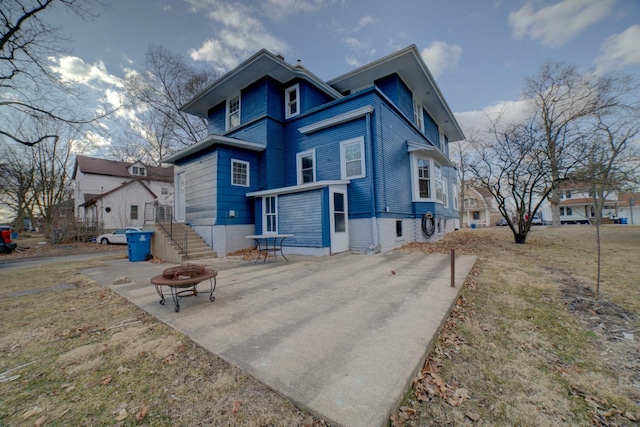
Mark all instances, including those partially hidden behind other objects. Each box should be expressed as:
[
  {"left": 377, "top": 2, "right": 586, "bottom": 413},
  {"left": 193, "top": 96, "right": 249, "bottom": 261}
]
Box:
[{"left": 413, "top": 362, "right": 470, "bottom": 407}]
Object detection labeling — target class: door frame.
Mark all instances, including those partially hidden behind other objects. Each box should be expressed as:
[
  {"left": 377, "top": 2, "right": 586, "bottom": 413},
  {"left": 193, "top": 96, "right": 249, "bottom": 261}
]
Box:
[
  {"left": 175, "top": 171, "right": 186, "bottom": 222},
  {"left": 329, "top": 186, "right": 349, "bottom": 254}
]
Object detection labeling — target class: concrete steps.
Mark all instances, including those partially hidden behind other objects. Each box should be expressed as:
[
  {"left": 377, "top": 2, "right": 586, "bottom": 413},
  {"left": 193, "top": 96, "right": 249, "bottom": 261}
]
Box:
[{"left": 151, "top": 223, "right": 216, "bottom": 263}]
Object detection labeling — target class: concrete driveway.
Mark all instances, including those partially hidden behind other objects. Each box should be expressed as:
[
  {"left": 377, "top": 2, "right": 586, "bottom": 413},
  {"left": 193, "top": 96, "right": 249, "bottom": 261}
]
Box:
[{"left": 83, "top": 251, "right": 476, "bottom": 427}]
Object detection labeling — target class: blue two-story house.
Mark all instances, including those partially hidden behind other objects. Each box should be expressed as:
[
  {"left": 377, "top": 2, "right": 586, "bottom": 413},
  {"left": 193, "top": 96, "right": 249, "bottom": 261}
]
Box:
[{"left": 161, "top": 45, "right": 464, "bottom": 256}]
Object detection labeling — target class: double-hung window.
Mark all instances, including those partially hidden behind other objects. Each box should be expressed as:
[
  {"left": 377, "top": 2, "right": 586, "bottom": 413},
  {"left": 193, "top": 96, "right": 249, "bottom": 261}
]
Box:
[
  {"left": 130, "top": 205, "right": 138, "bottom": 220},
  {"left": 413, "top": 98, "right": 424, "bottom": 132},
  {"left": 442, "top": 177, "right": 448, "bottom": 208},
  {"left": 231, "top": 159, "right": 249, "bottom": 187},
  {"left": 434, "top": 163, "right": 443, "bottom": 202},
  {"left": 417, "top": 159, "right": 430, "bottom": 198},
  {"left": 297, "top": 150, "right": 315, "bottom": 184},
  {"left": 340, "top": 137, "right": 365, "bottom": 179},
  {"left": 264, "top": 196, "right": 277, "bottom": 233},
  {"left": 226, "top": 95, "right": 240, "bottom": 130},
  {"left": 285, "top": 84, "right": 300, "bottom": 119}
]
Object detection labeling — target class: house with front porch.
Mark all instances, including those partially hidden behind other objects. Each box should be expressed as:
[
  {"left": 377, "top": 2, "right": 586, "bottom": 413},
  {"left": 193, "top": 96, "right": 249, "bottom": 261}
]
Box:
[
  {"left": 161, "top": 45, "right": 464, "bottom": 256},
  {"left": 72, "top": 156, "right": 174, "bottom": 231}
]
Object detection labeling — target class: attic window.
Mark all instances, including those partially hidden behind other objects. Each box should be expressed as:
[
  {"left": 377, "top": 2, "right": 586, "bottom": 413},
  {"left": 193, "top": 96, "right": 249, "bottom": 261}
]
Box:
[
  {"left": 285, "top": 84, "right": 300, "bottom": 119},
  {"left": 132, "top": 166, "right": 146, "bottom": 176},
  {"left": 413, "top": 98, "right": 424, "bottom": 132}
]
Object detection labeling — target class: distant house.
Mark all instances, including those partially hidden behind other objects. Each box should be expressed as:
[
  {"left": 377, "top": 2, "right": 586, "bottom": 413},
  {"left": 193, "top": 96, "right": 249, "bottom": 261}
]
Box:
[
  {"left": 461, "top": 186, "right": 502, "bottom": 227},
  {"left": 161, "top": 46, "right": 464, "bottom": 256},
  {"left": 539, "top": 184, "right": 619, "bottom": 224},
  {"left": 72, "top": 156, "right": 174, "bottom": 230},
  {"left": 615, "top": 192, "right": 639, "bottom": 225}
]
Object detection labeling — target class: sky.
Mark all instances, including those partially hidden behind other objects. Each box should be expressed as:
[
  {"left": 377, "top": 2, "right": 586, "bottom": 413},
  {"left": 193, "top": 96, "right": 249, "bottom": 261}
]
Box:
[{"left": 47, "top": 0, "right": 640, "bottom": 141}]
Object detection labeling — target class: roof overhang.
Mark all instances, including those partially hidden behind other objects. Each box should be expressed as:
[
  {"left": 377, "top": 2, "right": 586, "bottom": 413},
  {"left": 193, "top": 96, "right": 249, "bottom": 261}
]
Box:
[
  {"left": 407, "top": 140, "right": 454, "bottom": 167},
  {"left": 160, "top": 134, "right": 265, "bottom": 164},
  {"left": 246, "top": 180, "right": 350, "bottom": 198},
  {"left": 181, "top": 49, "right": 342, "bottom": 117},
  {"left": 328, "top": 45, "right": 465, "bottom": 142}
]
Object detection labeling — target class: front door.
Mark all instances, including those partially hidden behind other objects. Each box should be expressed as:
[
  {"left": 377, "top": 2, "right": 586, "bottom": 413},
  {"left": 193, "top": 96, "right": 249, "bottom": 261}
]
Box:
[
  {"left": 175, "top": 171, "right": 185, "bottom": 222},
  {"left": 330, "top": 187, "right": 349, "bottom": 254}
]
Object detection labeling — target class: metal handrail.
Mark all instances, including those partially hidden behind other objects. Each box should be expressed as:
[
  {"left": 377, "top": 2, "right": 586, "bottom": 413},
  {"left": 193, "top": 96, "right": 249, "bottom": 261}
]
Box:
[{"left": 147, "top": 203, "right": 188, "bottom": 260}]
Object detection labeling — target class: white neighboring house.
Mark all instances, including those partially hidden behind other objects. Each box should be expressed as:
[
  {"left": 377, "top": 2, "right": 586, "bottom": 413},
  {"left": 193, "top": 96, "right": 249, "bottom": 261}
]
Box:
[
  {"left": 461, "top": 186, "right": 502, "bottom": 227},
  {"left": 617, "top": 192, "right": 639, "bottom": 225},
  {"left": 539, "top": 184, "right": 619, "bottom": 224},
  {"left": 72, "top": 156, "right": 174, "bottom": 230}
]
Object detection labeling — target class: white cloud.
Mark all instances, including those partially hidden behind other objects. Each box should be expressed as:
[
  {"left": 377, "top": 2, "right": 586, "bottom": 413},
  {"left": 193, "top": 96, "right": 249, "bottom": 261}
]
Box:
[
  {"left": 186, "top": 0, "right": 289, "bottom": 71},
  {"left": 49, "top": 56, "right": 123, "bottom": 88},
  {"left": 354, "top": 15, "right": 379, "bottom": 31},
  {"left": 509, "top": 0, "right": 614, "bottom": 47},
  {"left": 456, "top": 99, "right": 533, "bottom": 135},
  {"left": 594, "top": 25, "right": 640, "bottom": 74},
  {"left": 420, "top": 41, "right": 462, "bottom": 78},
  {"left": 345, "top": 55, "right": 362, "bottom": 67}
]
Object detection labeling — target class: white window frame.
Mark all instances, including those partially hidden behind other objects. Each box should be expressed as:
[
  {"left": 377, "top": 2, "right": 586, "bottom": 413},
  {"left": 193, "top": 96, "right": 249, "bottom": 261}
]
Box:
[
  {"left": 263, "top": 196, "right": 278, "bottom": 234},
  {"left": 442, "top": 177, "right": 448, "bottom": 208},
  {"left": 413, "top": 98, "right": 424, "bottom": 132},
  {"left": 453, "top": 184, "right": 459, "bottom": 210},
  {"left": 226, "top": 94, "right": 241, "bottom": 131},
  {"left": 410, "top": 154, "right": 445, "bottom": 203},
  {"left": 285, "top": 84, "right": 300, "bottom": 119},
  {"left": 296, "top": 149, "right": 316, "bottom": 184},
  {"left": 340, "top": 137, "right": 366, "bottom": 179},
  {"left": 231, "top": 159, "right": 250, "bottom": 187}
]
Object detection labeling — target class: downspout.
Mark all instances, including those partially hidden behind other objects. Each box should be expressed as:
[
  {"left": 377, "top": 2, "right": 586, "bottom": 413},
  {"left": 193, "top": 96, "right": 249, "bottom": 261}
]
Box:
[{"left": 366, "top": 111, "right": 380, "bottom": 253}]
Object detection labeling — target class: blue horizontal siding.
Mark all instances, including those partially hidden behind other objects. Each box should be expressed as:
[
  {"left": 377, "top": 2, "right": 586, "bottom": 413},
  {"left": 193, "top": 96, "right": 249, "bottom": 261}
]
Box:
[
  {"left": 278, "top": 190, "right": 324, "bottom": 247},
  {"left": 216, "top": 147, "right": 260, "bottom": 225}
]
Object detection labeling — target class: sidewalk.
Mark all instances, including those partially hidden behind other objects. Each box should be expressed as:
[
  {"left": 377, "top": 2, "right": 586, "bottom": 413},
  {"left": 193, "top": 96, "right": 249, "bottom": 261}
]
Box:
[{"left": 83, "top": 252, "right": 476, "bottom": 427}]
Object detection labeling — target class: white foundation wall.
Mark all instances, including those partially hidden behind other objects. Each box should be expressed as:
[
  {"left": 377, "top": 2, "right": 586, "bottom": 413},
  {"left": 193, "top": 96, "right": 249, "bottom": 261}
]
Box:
[
  {"left": 191, "top": 224, "right": 255, "bottom": 257},
  {"left": 348, "top": 218, "right": 375, "bottom": 252}
]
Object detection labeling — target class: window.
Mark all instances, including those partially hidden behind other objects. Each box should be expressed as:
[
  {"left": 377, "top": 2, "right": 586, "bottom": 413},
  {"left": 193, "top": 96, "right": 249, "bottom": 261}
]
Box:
[
  {"left": 297, "top": 150, "right": 315, "bottom": 184},
  {"left": 473, "top": 211, "right": 480, "bottom": 220},
  {"left": 413, "top": 98, "right": 424, "bottom": 131},
  {"left": 132, "top": 166, "right": 146, "bottom": 176},
  {"left": 417, "top": 159, "right": 430, "bottom": 198},
  {"left": 396, "top": 220, "right": 403, "bottom": 238},
  {"left": 161, "top": 187, "right": 168, "bottom": 195},
  {"left": 434, "top": 163, "right": 443, "bottom": 202},
  {"left": 130, "top": 205, "right": 138, "bottom": 220},
  {"left": 442, "top": 178, "right": 448, "bottom": 208},
  {"left": 453, "top": 184, "right": 459, "bottom": 210},
  {"left": 264, "top": 196, "right": 277, "bottom": 233},
  {"left": 565, "top": 190, "right": 572, "bottom": 199},
  {"left": 340, "top": 137, "right": 365, "bottom": 179},
  {"left": 285, "top": 84, "right": 300, "bottom": 119},
  {"left": 231, "top": 159, "right": 249, "bottom": 187},
  {"left": 464, "top": 198, "right": 476, "bottom": 207},
  {"left": 226, "top": 95, "right": 240, "bottom": 130},
  {"left": 567, "top": 207, "right": 573, "bottom": 215},
  {"left": 333, "top": 192, "right": 346, "bottom": 233}
]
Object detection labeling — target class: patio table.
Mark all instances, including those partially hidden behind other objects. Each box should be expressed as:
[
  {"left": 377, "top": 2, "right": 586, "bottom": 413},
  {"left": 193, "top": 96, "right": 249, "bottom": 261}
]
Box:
[{"left": 246, "top": 234, "right": 294, "bottom": 264}]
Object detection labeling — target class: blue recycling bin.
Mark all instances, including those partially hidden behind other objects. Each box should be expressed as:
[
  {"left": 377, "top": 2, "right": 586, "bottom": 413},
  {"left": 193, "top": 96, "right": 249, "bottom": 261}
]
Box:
[
  {"left": 126, "top": 230, "right": 154, "bottom": 262},
  {"left": 620, "top": 218, "right": 628, "bottom": 224}
]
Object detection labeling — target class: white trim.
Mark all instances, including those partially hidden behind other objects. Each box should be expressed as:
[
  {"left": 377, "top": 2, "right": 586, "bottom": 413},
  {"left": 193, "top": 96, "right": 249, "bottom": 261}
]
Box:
[
  {"left": 246, "top": 180, "right": 350, "bottom": 197},
  {"left": 296, "top": 149, "right": 316, "bottom": 184},
  {"left": 226, "top": 94, "right": 240, "bottom": 131},
  {"left": 231, "top": 159, "right": 250, "bottom": 187},
  {"left": 298, "top": 106, "right": 374, "bottom": 134},
  {"left": 263, "top": 195, "right": 278, "bottom": 234},
  {"left": 410, "top": 153, "right": 445, "bottom": 203},
  {"left": 285, "top": 83, "right": 300, "bottom": 119},
  {"left": 407, "top": 140, "right": 454, "bottom": 167},
  {"left": 340, "top": 137, "right": 366, "bottom": 179},
  {"left": 160, "top": 134, "right": 264, "bottom": 164},
  {"left": 442, "top": 177, "right": 448, "bottom": 208},
  {"left": 413, "top": 98, "right": 424, "bottom": 132}
]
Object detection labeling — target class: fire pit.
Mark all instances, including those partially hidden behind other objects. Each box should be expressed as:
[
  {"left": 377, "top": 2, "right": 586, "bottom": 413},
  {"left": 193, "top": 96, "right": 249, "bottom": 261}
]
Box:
[{"left": 150, "top": 264, "right": 217, "bottom": 312}]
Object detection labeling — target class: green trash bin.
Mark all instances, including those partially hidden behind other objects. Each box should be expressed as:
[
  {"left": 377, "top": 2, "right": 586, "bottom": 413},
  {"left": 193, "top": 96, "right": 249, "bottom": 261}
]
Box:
[{"left": 126, "top": 230, "right": 154, "bottom": 262}]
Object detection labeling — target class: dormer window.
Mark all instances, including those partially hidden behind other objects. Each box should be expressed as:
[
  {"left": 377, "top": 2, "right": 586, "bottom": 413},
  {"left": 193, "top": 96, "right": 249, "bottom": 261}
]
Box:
[
  {"left": 132, "top": 166, "right": 146, "bottom": 176},
  {"left": 285, "top": 84, "right": 300, "bottom": 119},
  {"left": 226, "top": 94, "right": 240, "bottom": 130}
]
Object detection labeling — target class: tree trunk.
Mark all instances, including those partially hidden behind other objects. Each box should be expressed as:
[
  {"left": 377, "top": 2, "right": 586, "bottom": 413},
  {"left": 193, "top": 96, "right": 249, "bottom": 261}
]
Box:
[{"left": 548, "top": 189, "right": 561, "bottom": 227}]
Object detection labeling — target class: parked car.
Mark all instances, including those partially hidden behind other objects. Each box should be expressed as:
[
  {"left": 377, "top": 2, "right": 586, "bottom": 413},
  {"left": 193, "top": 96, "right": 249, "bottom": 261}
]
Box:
[
  {"left": 96, "top": 227, "right": 142, "bottom": 245},
  {"left": 0, "top": 224, "right": 17, "bottom": 254},
  {"left": 532, "top": 215, "right": 543, "bottom": 225},
  {"left": 495, "top": 218, "right": 509, "bottom": 226}
]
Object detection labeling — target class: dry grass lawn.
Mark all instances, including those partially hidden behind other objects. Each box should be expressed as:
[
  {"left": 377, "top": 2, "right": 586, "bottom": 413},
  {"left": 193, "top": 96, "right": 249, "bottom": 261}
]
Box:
[{"left": 1, "top": 225, "right": 638, "bottom": 426}]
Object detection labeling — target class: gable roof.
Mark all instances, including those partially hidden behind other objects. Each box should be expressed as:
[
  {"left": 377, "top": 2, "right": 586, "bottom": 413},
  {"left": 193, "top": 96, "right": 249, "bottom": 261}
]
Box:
[
  {"left": 79, "top": 179, "right": 157, "bottom": 207},
  {"left": 73, "top": 155, "right": 173, "bottom": 182},
  {"left": 181, "top": 49, "right": 343, "bottom": 118},
  {"left": 328, "top": 45, "right": 464, "bottom": 142}
]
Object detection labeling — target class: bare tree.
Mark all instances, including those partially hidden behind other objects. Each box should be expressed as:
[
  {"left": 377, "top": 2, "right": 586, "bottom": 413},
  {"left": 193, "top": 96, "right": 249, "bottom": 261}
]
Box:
[
  {"left": 524, "top": 61, "right": 626, "bottom": 227},
  {"left": 0, "top": 0, "right": 110, "bottom": 147},
  {"left": 450, "top": 135, "right": 476, "bottom": 226},
  {"left": 470, "top": 117, "right": 554, "bottom": 244},
  {"left": 0, "top": 143, "right": 37, "bottom": 229},
  {"left": 112, "top": 45, "right": 218, "bottom": 164},
  {"left": 574, "top": 90, "right": 640, "bottom": 300}
]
